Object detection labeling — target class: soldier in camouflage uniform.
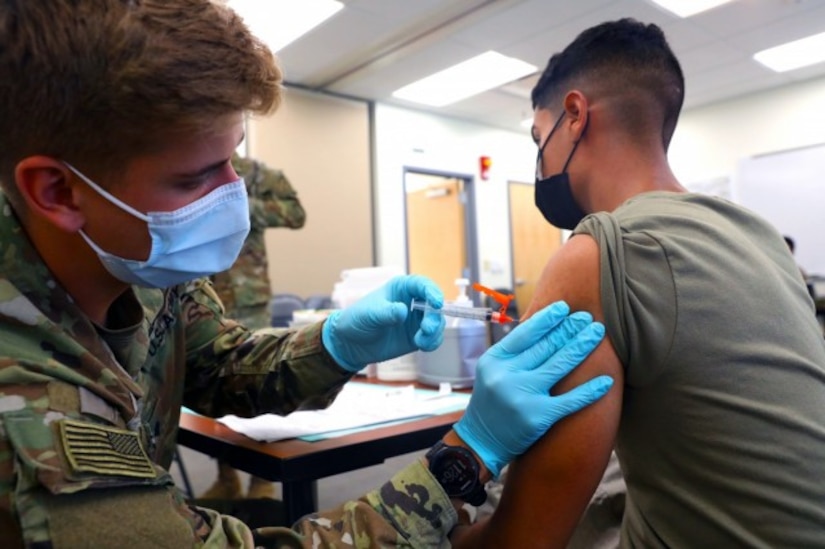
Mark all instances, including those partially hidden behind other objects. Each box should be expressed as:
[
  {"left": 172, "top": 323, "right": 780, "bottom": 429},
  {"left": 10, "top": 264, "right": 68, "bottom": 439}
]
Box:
[
  {"left": 0, "top": 1, "right": 612, "bottom": 547},
  {"left": 210, "top": 154, "right": 306, "bottom": 331},
  {"left": 204, "top": 154, "right": 307, "bottom": 502}
]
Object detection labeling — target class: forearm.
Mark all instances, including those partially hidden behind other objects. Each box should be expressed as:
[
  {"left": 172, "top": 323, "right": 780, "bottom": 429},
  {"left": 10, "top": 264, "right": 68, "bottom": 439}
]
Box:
[
  {"left": 432, "top": 430, "right": 497, "bottom": 548},
  {"left": 184, "top": 319, "right": 352, "bottom": 418},
  {"left": 449, "top": 519, "right": 492, "bottom": 548},
  {"left": 287, "top": 460, "right": 458, "bottom": 548}
]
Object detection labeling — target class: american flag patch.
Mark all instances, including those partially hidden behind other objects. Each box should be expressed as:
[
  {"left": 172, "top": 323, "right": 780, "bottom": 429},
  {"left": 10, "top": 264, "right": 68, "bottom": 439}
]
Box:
[{"left": 59, "top": 419, "right": 156, "bottom": 479}]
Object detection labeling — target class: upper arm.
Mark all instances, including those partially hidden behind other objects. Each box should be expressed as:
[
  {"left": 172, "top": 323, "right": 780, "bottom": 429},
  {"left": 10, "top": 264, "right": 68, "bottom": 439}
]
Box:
[{"left": 484, "top": 234, "right": 624, "bottom": 547}]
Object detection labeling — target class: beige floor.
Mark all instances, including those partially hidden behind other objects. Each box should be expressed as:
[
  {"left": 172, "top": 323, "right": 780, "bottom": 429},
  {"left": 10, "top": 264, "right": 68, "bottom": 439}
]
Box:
[{"left": 171, "top": 445, "right": 426, "bottom": 511}]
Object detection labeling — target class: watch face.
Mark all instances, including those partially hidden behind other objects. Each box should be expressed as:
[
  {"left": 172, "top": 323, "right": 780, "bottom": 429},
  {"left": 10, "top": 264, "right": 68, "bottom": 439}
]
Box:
[{"left": 431, "top": 448, "right": 479, "bottom": 496}]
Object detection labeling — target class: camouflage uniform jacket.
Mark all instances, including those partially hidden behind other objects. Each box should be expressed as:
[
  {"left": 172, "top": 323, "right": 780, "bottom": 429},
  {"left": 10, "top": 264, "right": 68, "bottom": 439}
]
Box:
[
  {"left": 0, "top": 197, "right": 456, "bottom": 548},
  {"left": 210, "top": 154, "right": 306, "bottom": 314}
]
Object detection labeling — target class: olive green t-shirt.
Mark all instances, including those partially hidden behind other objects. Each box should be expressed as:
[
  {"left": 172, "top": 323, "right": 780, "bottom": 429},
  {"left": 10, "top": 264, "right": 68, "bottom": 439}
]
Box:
[{"left": 575, "top": 191, "right": 825, "bottom": 547}]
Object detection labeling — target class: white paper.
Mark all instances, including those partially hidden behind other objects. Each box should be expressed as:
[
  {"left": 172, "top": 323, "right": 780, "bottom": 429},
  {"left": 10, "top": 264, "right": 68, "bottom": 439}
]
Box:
[{"left": 217, "top": 382, "right": 469, "bottom": 442}]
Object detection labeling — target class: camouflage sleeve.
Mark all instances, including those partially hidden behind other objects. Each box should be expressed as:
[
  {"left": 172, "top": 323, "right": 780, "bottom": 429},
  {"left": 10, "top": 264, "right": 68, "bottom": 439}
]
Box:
[
  {"left": 181, "top": 278, "right": 351, "bottom": 418},
  {"left": 233, "top": 154, "right": 306, "bottom": 230},
  {"left": 250, "top": 460, "right": 458, "bottom": 548}
]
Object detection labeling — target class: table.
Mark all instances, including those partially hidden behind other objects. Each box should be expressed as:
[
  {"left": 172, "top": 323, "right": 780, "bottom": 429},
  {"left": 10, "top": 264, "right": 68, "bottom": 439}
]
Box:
[{"left": 177, "top": 381, "right": 464, "bottom": 524}]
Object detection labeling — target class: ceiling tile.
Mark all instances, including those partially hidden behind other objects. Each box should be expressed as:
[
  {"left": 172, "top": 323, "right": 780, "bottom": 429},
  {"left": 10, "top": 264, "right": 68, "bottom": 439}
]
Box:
[
  {"left": 258, "top": 0, "right": 825, "bottom": 133},
  {"left": 687, "top": 0, "right": 822, "bottom": 37},
  {"left": 449, "top": 0, "right": 615, "bottom": 51},
  {"left": 329, "top": 39, "right": 481, "bottom": 97},
  {"left": 725, "top": 4, "right": 825, "bottom": 54}
]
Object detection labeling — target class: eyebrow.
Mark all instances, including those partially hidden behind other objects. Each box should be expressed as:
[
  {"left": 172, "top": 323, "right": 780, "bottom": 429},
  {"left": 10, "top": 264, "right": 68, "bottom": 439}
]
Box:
[
  {"left": 530, "top": 125, "right": 540, "bottom": 145},
  {"left": 174, "top": 132, "right": 246, "bottom": 179},
  {"left": 174, "top": 159, "right": 229, "bottom": 179}
]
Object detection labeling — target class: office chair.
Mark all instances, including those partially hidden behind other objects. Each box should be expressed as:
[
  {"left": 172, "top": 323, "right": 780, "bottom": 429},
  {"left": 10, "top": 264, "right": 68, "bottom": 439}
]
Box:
[
  {"left": 270, "top": 293, "right": 306, "bottom": 328},
  {"left": 304, "top": 294, "right": 333, "bottom": 310}
]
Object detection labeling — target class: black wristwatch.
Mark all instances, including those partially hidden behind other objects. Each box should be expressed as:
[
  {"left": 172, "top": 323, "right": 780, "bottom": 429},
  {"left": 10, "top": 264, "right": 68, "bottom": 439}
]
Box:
[{"left": 425, "top": 440, "right": 487, "bottom": 506}]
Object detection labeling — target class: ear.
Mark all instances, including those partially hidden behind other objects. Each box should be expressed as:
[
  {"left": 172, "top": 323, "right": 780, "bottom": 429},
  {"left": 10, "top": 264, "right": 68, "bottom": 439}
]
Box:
[
  {"left": 14, "top": 156, "right": 86, "bottom": 232},
  {"left": 562, "top": 90, "right": 589, "bottom": 142}
]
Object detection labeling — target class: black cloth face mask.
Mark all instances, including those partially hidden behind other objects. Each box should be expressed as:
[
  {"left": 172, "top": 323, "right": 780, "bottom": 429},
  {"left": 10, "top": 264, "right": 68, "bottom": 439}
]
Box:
[{"left": 534, "top": 110, "right": 587, "bottom": 230}]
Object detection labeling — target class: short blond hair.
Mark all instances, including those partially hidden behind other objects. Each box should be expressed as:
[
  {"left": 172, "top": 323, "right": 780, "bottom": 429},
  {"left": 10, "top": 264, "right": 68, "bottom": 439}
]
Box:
[{"left": 0, "top": 0, "right": 282, "bottom": 208}]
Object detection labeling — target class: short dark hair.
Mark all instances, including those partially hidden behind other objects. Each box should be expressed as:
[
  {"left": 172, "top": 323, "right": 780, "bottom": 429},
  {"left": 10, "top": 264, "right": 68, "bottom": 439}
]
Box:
[{"left": 531, "top": 18, "right": 684, "bottom": 149}]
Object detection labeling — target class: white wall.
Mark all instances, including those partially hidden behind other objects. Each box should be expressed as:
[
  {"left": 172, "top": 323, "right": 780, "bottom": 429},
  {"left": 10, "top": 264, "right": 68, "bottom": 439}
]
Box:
[
  {"left": 249, "top": 87, "right": 373, "bottom": 297},
  {"left": 734, "top": 144, "right": 825, "bottom": 274},
  {"left": 669, "top": 75, "right": 825, "bottom": 185},
  {"left": 373, "top": 104, "right": 535, "bottom": 291},
  {"left": 668, "top": 75, "right": 825, "bottom": 275}
]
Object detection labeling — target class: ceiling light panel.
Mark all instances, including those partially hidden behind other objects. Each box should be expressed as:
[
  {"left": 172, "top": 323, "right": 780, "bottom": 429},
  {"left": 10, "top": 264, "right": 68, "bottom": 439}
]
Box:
[
  {"left": 648, "top": 0, "right": 734, "bottom": 18},
  {"left": 754, "top": 31, "right": 825, "bottom": 73},
  {"left": 392, "top": 51, "right": 537, "bottom": 107},
  {"left": 228, "top": 0, "right": 343, "bottom": 53}
]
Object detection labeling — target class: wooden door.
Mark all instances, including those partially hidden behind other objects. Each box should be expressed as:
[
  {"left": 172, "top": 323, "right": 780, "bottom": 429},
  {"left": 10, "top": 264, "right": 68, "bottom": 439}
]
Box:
[
  {"left": 508, "top": 181, "right": 562, "bottom": 312},
  {"left": 405, "top": 173, "right": 466, "bottom": 298}
]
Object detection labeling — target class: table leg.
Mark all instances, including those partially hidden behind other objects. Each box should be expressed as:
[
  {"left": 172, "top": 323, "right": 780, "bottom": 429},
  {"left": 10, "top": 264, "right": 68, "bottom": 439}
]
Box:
[{"left": 283, "top": 479, "right": 319, "bottom": 525}]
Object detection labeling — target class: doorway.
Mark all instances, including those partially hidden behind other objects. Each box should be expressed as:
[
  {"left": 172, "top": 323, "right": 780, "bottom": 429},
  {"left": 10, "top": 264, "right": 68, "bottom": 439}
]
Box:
[
  {"left": 508, "top": 181, "right": 563, "bottom": 311},
  {"left": 404, "top": 169, "right": 479, "bottom": 303}
]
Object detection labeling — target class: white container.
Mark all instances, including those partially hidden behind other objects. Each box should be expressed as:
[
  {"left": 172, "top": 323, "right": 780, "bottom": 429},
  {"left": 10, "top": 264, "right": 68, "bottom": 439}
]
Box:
[
  {"left": 329, "top": 265, "right": 406, "bottom": 376},
  {"left": 332, "top": 266, "right": 404, "bottom": 309},
  {"left": 376, "top": 353, "right": 418, "bottom": 381},
  {"left": 415, "top": 324, "right": 487, "bottom": 388},
  {"left": 415, "top": 278, "right": 489, "bottom": 388}
]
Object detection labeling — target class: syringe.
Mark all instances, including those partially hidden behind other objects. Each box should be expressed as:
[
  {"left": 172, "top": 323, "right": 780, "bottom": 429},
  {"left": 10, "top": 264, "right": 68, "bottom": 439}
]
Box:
[{"left": 410, "top": 298, "right": 514, "bottom": 324}]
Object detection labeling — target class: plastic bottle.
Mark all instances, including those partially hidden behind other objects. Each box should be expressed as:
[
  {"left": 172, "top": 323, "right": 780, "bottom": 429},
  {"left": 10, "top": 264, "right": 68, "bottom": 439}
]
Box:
[{"left": 415, "top": 278, "right": 489, "bottom": 388}]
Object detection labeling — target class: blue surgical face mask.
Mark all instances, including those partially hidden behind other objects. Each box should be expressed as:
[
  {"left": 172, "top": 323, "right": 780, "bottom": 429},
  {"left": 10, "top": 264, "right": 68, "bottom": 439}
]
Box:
[{"left": 66, "top": 163, "right": 250, "bottom": 288}]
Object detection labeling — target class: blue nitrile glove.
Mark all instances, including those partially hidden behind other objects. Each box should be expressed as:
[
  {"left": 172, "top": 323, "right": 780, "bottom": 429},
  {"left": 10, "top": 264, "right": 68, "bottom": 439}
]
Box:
[
  {"left": 454, "top": 301, "right": 612, "bottom": 478},
  {"left": 322, "top": 275, "right": 446, "bottom": 372}
]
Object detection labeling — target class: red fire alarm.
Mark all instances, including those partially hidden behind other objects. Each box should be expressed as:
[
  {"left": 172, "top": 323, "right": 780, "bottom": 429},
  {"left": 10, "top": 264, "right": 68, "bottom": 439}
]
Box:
[{"left": 479, "top": 155, "right": 492, "bottom": 180}]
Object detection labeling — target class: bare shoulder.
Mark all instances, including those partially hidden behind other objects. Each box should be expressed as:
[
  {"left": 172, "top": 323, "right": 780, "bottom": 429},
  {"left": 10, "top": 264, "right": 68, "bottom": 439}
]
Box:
[
  {"left": 524, "top": 234, "right": 602, "bottom": 322},
  {"left": 525, "top": 233, "right": 618, "bottom": 394}
]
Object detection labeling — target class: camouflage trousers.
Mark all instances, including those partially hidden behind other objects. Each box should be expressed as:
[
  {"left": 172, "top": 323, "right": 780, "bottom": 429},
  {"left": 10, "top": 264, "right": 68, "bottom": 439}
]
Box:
[{"left": 191, "top": 497, "right": 288, "bottom": 530}]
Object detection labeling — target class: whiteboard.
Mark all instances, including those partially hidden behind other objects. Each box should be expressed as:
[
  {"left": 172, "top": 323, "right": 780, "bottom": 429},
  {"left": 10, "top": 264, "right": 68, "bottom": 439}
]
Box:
[{"left": 733, "top": 143, "right": 825, "bottom": 276}]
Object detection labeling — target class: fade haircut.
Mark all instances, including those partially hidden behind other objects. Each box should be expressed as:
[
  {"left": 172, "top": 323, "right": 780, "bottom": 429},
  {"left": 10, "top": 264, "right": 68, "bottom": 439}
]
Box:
[
  {"left": 0, "top": 0, "right": 282, "bottom": 210},
  {"left": 531, "top": 18, "right": 684, "bottom": 150}
]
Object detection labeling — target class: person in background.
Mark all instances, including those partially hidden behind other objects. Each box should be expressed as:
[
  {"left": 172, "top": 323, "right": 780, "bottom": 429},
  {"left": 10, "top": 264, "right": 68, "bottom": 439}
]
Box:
[
  {"left": 783, "top": 234, "right": 808, "bottom": 280},
  {"left": 202, "top": 153, "right": 306, "bottom": 502},
  {"left": 447, "top": 18, "right": 825, "bottom": 547},
  {"left": 0, "top": 2, "right": 613, "bottom": 546}
]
